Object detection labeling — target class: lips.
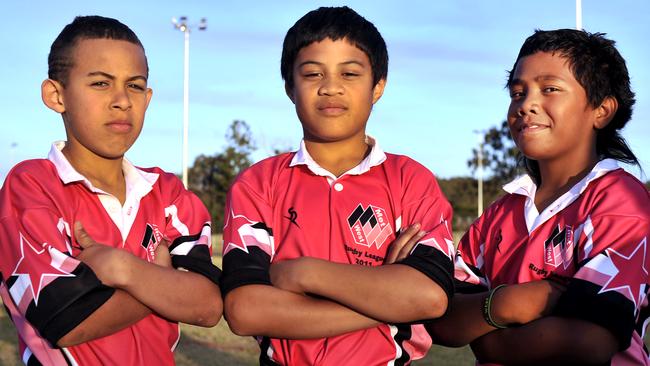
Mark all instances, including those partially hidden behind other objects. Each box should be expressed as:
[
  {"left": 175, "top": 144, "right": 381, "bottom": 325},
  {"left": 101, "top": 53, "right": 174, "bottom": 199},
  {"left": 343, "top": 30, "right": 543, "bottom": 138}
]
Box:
[
  {"left": 106, "top": 120, "right": 133, "bottom": 133},
  {"left": 317, "top": 101, "right": 348, "bottom": 116}
]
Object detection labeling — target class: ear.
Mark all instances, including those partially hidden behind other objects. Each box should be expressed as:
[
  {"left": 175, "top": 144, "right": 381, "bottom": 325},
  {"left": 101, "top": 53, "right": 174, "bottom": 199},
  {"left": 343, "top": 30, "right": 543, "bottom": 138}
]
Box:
[
  {"left": 145, "top": 87, "right": 153, "bottom": 110},
  {"left": 371, "top": 78, "right": 386, "bottom": 104},
  {"left": 41, "top": 79, "right": 66, "bottom": 113},
  {"left": 284, "top": 82, "right": 295, "bottom": 104},
  {"left": 593, "top": 96, "right": 618, "bottom": 129}
]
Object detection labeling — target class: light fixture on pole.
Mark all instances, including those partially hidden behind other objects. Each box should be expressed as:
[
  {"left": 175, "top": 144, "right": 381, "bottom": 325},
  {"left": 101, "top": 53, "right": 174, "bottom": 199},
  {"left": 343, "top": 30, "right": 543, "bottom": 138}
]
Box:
[{"left": 172, "top": 16, "right": 207, "bottom": 188}]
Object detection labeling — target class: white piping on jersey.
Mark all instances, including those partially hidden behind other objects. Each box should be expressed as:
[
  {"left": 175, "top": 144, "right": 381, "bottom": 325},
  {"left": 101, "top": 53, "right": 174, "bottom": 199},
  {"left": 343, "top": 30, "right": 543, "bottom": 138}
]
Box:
[
  {"left": 61, "top": 348, "right": 80, "bottom": 366},
  {"left": 48, "top": 141, "right": 159, "bottom": 242},
  {"left": 56, "top": 218, "right": 73, "bottom": 254},
  {"left": 21, "top": 346, "right": 32, "bottom": 364},
  {"left": 170, "top": 223, "right": 211, "bottom": 256},
  {"left": 165, "top": 205, "right": 190, "bottom": 236},
  {"left": 574, "top": 216, "right": 595, "bottom": 261},
  {"left": 289, "top": 135, "right": 387, "bottom": 186},
  {"left": 387, "top": 324, "right": 401, "bottom": 366},
  {"left": 171, "top": 325, "right": 181, "bottom": 352},
  {"left": 503, "top": 159, "right": 620, "bottom": 233}
]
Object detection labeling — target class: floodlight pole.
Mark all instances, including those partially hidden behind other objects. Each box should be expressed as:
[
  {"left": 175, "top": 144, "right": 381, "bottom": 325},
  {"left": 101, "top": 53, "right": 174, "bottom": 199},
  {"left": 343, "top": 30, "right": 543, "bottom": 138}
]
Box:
[
  {"left": 576, "top": 0, "right": 583, "bottom": 30},
  {"left": 473, "top": 130, "right": 485, "bottom": 216},
  {"left": 173, "top": 16, "right": 207, "bottom": 188}
]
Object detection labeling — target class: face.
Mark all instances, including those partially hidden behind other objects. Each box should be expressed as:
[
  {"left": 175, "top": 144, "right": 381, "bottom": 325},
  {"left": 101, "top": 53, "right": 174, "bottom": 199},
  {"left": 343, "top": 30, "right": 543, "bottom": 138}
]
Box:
[
  {"left": 507, "top": 51, "right": 599, "bottom": 165},
  {"left": 46, "top": 38, "right": 152, "bottom": 160},
  {"left": 287, "top": 38, "right": 385, "bottom": 144}
]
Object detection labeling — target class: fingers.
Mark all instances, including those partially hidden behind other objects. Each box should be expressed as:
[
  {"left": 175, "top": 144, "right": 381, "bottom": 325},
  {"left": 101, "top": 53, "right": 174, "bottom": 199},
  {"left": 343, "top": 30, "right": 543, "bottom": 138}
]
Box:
[
  {"left": 153, "top": 241, "right": 172, "bottom": 267},
  {"left": 385, "top": 223, "right": 426, "bottom": 264},
  {"left": 74, "top": 221, "right": 97, "bottom": 249}
]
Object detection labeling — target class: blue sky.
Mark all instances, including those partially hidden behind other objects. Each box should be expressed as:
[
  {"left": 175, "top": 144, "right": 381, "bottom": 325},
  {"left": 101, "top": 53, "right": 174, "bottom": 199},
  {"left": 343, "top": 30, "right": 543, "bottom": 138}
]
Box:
[{"left": 1, "top": 0, "right": 649, "bottom": 182}]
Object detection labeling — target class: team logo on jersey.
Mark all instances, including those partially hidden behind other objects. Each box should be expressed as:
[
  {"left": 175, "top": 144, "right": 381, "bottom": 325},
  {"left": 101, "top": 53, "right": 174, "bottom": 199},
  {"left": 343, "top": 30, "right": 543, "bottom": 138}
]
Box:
[
  {"left": 347, "top": 204, "right": 393, "bottom": 249},
  {"left": 544, "top": 224, "right": 574, "bottom": 269},
  {"left": 285, "top": 207, "right": 300, "bottom": 228},
  {"left": 141, "top": 223, "right": 164, "bottom": 262}
]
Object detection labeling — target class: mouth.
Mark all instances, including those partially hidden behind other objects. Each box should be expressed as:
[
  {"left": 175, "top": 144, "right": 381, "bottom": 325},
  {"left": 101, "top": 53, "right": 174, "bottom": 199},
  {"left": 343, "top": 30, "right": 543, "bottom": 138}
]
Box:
[
  {"left": 317, "top": 101, "right": 348, "bottom": 116},
  {"left": 517, "top": 122, "right": 549, "bottom": 133},
  {"left": 106, "top": 120, "right": 133, "bottom": 133}
]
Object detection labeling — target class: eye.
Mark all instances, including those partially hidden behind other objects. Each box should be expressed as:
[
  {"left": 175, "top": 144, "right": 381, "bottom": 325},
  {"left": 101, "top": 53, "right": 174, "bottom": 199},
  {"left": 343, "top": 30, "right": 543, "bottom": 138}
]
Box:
[
  {"left": 90, "top": 81, "right": 109, "bottom": 88},
  {"left": 302, "top": 71, "right": 322, "bottom": 79},
  {"left": 128, "top": 83, "right": 146, "bottom": 91},
  {"left": 542, "top": 86, "right": 560, "bottom": 93},
  {"left": 509, "top": 90, "right": 525, "bottom": 99},
  {"left": 342, "top": 72, "right": 360, "bottom": 78}
]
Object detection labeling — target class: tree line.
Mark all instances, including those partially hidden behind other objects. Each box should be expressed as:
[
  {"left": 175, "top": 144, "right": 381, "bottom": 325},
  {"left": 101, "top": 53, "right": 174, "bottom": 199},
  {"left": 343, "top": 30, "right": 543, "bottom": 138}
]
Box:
[{"left": 189, "top": 120, "right": 650, "bottom": 233}]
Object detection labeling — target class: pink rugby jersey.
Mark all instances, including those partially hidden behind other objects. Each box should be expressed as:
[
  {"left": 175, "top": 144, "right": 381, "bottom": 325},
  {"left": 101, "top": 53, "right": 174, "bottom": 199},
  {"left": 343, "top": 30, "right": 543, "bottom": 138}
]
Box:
[
  {"left": 222, "top": 140, "right": 455, "bottom": 366},
  {"left": 0, "top": 143, "right": 220, "bottom": 366},
  {"left": 454, "top": 159, "right": 650, "bottom": 366}
]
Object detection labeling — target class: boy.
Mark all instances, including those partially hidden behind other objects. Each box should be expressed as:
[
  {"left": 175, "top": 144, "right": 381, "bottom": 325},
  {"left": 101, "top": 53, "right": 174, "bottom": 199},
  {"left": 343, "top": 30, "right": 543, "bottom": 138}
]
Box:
[
  {"left": 428, "top": 29, "right": 649, "bottom": 365},
  {"left": 0, "top": 16, "right": 222, "bottom": 365},
  {"left": 221, "top": 6, "right": 454, "bottom": 365}
]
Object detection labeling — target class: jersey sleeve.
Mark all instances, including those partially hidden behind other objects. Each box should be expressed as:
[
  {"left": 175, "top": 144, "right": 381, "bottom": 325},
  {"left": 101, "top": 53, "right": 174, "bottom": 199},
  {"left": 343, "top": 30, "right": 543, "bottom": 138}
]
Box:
[
  {"left": 164, "top": 181, "right": 221, "bottom": 286},
  {"left": 553, "top": 214, "right": 649, "bottom": 350},
  {"left": 0, "top": 171, "right": 114, "bottom": 346},
  {"left": 394, "top": 169, "right": 456, "bottom": 300},
  {"left": 453, "top": 222, "right": 489, "bottom": 294},
  {"left": 220, "top": 178, "right": 275, "bottom": 296}
]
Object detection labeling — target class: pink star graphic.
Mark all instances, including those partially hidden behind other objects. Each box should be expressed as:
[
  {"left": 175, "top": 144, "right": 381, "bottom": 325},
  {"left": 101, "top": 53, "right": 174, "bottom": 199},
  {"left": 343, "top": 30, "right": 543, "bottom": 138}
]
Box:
[
  {"left": 11, "top": 233, "right": 73, "bottom": 305},
  {"left": 599, "top": 238, "right": 648, "bottom": 310}
]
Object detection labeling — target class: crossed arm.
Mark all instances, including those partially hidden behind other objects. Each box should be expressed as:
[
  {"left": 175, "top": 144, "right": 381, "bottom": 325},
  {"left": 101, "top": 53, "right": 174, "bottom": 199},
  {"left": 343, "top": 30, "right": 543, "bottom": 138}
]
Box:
[
  {"left": 58, "top": 222, "right": 222, "bottom": 346},
  {"left": 224, "top": 224, "right": 449, "bottom": 338},
  {"left": 425, "top": 279, "right": 618, "bottom": 364}
]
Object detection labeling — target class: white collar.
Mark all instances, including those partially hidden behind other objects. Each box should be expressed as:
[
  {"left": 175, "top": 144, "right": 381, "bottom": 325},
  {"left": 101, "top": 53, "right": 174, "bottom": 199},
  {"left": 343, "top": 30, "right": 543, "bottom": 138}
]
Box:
[
  {"left": 47, "top": 141, "right": 159, "bottom": 197},
  {"left": 503, "top": 158, "right": 620, "bottom": 232},
  {"left": 289, "top": 136, "right": 387, "bottom": 180}
]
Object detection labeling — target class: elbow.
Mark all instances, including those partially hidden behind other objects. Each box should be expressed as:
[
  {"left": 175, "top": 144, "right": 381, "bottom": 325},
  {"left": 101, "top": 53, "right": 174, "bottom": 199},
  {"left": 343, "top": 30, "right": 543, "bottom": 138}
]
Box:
[
  {"left": 189, "top": 287, "right": 223, "bottom": 327},
  {"left": 418, "top": 284, "right": 449, "bottom": 320},
  {"left": 223, "top": 291, "right": 258, "bottom": 336}
]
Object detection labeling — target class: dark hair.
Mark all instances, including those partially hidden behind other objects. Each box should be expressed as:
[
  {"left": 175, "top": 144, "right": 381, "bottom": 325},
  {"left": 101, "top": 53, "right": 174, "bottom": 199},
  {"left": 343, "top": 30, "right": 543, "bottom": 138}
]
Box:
[
  {"left": 48, "top": 15, "right": 147, "bottom": 86},
  {"left": 280, "top": 6, "right": 388, "bottom": 89},
  {"left": 507, "top": 29, "right": 639, "bottom": 182}
]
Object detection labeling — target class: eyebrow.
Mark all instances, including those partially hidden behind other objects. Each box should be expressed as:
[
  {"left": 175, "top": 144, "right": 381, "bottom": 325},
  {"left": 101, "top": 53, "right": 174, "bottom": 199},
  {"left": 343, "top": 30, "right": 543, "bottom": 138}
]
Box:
[
  {"left": 510, "top": 74, "right": 566, "bottom": 86},
  {"left": 297, "top": 60, "right": 367, "bottom": 68},
  {"left": 86, "top": 71, "right": 148, "bottom": 82}
]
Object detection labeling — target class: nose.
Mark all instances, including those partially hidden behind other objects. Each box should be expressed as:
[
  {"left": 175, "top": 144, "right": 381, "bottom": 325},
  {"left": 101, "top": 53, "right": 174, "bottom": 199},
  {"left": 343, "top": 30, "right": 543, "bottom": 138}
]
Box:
[
  {"left": 111, "top": 86, "right": 132, "bottom": 111},
  {"left": 318, "top": 76, "right": 344, "bottom": 96}
]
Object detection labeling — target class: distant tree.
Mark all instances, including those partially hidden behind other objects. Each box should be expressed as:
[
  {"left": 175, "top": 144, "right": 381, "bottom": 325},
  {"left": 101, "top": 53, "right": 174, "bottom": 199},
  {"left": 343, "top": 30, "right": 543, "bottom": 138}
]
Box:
[
  {"left": 188, "top": 120, "right": 256, "bottom": 231},
  {"left": 467, "top": 120, "right": 521, "bottom": 186},
  {"left": 646, "top": 180, "right": 650, "bottom": 191}
]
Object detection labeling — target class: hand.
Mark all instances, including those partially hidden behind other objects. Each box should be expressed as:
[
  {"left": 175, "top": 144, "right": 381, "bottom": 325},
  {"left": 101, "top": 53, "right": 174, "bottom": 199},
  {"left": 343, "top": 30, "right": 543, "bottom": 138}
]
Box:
[
  {"left": 491, "top": 279, "right": 566, "bottom": 326},
  {"left": 152, "top": 239, "right": 172, "bottom": 268},
  {"left": 384, "top": 223, "right": 426, "bottom": 264},
  {"left": 75, "top": 221, "right": 134, "bottom": 288},
  {"left": 270, "top": 257, "right": 314, "bottom": 294}
]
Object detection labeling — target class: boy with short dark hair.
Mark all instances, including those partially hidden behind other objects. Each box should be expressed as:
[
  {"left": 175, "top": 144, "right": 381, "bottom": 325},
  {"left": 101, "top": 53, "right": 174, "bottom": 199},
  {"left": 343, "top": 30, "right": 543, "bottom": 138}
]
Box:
[
  {"left": 221, "top": 6, "right": 454, "bottom": 365},
  {"left": 0, "top": 16, "right": 222, "bottom": 365}
]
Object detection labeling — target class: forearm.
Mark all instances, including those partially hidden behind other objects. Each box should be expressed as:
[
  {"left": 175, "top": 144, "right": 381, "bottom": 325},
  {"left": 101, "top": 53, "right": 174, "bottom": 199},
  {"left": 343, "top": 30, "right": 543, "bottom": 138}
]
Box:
[
  {"left": 118, "top": 258, "right": 222, "bottom": 327},
  {"left": 471, "top": 317, "right": 618, "bottom": 365},
  {"left": 425, "top": 293, "right": 493, "bottom": 347},
  {"left": 225, "top": 284, "right": 379, "bottom": 338},
  {"left": 57, "top": 289, "right": 150, "bottom": 347},
  {"left": 295, "top": 259, "right": 447, "bottom": 322}
]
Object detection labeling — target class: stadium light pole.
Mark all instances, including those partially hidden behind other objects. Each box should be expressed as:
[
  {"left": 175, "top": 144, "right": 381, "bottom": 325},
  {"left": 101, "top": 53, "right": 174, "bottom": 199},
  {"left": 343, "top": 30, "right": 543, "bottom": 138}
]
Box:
[
  {"left": 576, "top": 0, "right": 583, "bottom": 30},
  {"left": 172, "top": 16, "right": 207, "bottom": 188},
  {"left": 473, "top": 130, "right": 485, "bottom": 216}
]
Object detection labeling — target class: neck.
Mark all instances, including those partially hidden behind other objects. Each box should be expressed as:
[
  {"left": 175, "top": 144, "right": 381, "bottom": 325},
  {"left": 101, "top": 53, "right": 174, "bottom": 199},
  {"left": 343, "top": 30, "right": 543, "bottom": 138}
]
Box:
[
  {"left": 62, "top": 143, "right": 127, "bottom": 204},
  {"left": 534, "top": 151, "right": 598, "bottom": 212},
  {"left": 304, "top": 136, "right": 371, "bottom": 177}
]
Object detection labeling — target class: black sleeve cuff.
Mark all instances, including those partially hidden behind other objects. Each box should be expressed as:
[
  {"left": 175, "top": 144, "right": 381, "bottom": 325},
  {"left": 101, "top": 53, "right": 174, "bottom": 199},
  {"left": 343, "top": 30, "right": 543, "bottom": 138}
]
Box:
[
  {"left": 554, "top": 278, "right": 635, "bottom": 351},
  {"left": 171, "top": 245, "right": 222, "bottom": 286},
  {"left": 220, "top": 246, "right": 272, "bottom": 297},
  {"left": 25, "top": 263, "right": 115, "bottom": 346},
  {"left": 396, "top": 245, "right": 455, "bottom": 302}
]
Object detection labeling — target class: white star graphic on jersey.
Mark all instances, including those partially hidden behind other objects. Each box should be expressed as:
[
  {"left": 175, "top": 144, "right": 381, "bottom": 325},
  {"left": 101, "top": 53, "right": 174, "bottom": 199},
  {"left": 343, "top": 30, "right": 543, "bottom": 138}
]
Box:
[{"left": 11, "top": 233, "right": 74, "bottom": 306}]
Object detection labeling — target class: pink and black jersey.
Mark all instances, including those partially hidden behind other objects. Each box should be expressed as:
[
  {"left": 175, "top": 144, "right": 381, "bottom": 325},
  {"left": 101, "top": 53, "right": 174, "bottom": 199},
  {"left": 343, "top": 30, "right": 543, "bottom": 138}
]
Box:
[
  {"left": 454, "top": 159, "right": 650, "bottom": 366},
  {"left": 221, "top": 139, "right": 454, "bottom": 366},
  {"left": 0, "top": 143, "right": 220, "bottom": 366}
]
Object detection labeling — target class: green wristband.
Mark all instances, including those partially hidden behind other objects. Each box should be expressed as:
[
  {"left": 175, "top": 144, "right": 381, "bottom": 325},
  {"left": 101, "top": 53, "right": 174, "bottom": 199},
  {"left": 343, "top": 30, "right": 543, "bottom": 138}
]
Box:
[{"left": 482, "top": 284, "right": 508, "bottom": 329}]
